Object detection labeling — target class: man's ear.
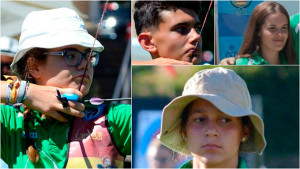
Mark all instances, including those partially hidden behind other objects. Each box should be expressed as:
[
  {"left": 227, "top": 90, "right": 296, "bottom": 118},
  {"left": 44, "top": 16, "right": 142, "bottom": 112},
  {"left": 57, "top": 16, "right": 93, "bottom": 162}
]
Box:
[{"left": 138, "top": 32, "right": 158, "bottom": 54}]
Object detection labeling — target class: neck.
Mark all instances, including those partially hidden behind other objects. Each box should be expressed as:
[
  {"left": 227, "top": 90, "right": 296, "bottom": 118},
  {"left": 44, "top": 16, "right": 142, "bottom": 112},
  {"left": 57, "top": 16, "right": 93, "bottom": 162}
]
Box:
[
  {"left": 192, "top": 155, "right": 239, "bottom": 168},
  {"left": 260, "top": 47, "right": 280, "bottom": 64}
]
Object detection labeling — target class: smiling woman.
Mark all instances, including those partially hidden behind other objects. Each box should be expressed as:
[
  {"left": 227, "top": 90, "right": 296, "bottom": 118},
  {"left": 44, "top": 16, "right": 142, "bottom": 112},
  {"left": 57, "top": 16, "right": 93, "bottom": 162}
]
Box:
[
  {"left": 235, "top": 1, "right": 296, "bottom": 65},
  {"left": 158, "top": 67, "right": 266, "bottom": 168}
]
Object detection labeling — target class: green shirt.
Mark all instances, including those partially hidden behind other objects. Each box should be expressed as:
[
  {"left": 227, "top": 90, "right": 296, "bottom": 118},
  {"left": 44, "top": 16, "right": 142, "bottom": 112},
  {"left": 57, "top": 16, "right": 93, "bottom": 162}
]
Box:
[
  {"left": 180, "top": 156, "right": 248, "bottom": 168},
  {"left": 1, "top": 104, "right": 131, "bottom": 168},
  {"left": 290, "top": 13, "right": 299, "bottom": 64},
  {"left": 235, "top": 52, "right": 287, "bottom": 65}
]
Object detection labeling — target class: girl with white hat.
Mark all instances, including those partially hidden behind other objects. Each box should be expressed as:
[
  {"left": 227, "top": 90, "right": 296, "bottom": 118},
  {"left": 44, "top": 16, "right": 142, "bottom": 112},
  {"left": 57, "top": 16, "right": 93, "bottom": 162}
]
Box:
[
  {"left": 1, "top": 8, "right": 131, "bottom": 168},
  {"left": 159, "top": 67, "right": 266, "bottom": 168}
]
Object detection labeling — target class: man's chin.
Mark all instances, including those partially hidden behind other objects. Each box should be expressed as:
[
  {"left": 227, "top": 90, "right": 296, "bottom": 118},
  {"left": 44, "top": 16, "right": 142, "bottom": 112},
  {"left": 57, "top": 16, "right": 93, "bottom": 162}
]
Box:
[{"left": 183, "top": 53, "right": 201, "bottom": 64}]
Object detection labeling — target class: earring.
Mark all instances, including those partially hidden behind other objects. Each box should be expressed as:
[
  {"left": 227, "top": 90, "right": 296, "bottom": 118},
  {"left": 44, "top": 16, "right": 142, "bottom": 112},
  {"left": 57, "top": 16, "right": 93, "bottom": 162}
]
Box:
[
  {"left": 241, "top": 137, "right": 247, "bottom": 142},
  {"left": 181, "top": 133, "right": 187, "bottom": 141}
]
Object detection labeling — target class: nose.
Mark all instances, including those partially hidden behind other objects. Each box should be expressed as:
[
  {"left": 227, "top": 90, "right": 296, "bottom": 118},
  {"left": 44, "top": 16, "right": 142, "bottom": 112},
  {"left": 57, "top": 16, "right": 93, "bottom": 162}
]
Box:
[
  {"left": 276, "top": 28, "right": 288, "bottom": 36},
  {"left": 204, "top": 121, "right": 219, "bottom": 137},
  {"left": 76, "top": 56, "right": 91, "bottom": 71},
  {"left": 190, "top": 28, "right": 201, "bottom": 45}
]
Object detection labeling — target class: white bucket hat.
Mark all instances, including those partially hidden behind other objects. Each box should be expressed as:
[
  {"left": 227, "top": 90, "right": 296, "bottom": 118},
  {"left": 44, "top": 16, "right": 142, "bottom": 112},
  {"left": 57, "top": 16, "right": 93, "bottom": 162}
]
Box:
[
  {"left": 0, "top": 36, "right": 19, "bottom": 57},
  {"left": 159, "top": 67, "right": 266, "bottom": 155},
  {"left": 11, "top": 8, "right": 104, "bottom": 72}
]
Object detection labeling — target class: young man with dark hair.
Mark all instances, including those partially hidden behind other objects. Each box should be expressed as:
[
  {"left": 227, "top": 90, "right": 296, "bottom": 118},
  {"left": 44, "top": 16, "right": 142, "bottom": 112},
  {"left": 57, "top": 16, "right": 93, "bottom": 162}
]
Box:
[{"left": 133, "top": 1, "right": 202, "bottom": 65}]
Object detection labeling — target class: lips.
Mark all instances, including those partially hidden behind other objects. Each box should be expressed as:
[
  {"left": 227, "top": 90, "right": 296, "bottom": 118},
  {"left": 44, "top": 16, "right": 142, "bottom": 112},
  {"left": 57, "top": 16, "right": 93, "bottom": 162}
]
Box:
[
  {"left": 202, "top": 144, "right": 222, "bottom": 150},
  {"left": 188, "top": 47, "right": 201, "bottom": 56},
  {"left": 273, "top": 38, "right": 284, "bottom": 43},
  {"left": 75, "top": 74, "right": 90, "bottom": 81}
]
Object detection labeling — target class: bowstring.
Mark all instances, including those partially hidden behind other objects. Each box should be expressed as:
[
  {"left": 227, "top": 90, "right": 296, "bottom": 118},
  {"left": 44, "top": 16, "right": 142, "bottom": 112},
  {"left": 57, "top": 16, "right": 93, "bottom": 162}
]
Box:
[
  {"left": 192, "top": 0, "right": 213, "bottom": 57},
  {"left": 77, "top": 0, "right": 109, "bottom": 159},
  {"left": 79, "top": 0, "right": 109, "bottom": 91}
]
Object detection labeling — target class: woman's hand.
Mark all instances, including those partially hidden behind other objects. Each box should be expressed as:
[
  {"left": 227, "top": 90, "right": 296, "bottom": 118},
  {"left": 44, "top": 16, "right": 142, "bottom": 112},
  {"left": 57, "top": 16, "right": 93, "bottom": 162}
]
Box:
[
  {"left": 219, "top": 57, "right": 236, "bottom": 65},
  {"left": 23, "top": 83, "right": 85, "bottom": 122}
]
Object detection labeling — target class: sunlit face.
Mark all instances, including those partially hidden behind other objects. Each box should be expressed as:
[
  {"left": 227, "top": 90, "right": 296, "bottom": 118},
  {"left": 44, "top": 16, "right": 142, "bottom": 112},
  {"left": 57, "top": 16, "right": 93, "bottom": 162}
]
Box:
[
  {"left": 150, "top": 8, "right": 201, "bottom": 64},
  {"left": 36, "top": 45, "right": 94, "bottom": 96},
  {"left": 185, "top": 99, "right": 244, "bottom": 168},
  {"left": 259, "top": 12, "right": 288, "bottom": 54}
]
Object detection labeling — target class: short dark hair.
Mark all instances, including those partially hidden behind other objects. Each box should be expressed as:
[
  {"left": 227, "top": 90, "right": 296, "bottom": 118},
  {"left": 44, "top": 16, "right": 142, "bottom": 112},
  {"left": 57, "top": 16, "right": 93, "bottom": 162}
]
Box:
[
  {"left": 15, "top": 48, "right": 47, "bottom": 83},
  {"left": 134, "top": 1, "right": 201, "bottom": 35}
]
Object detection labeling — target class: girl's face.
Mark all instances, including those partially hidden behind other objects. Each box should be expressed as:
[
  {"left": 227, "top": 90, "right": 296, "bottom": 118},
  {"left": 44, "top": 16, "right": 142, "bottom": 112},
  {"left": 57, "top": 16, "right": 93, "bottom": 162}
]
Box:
[
  {"left": 35, "top": 45, "right": 94, "bottom": 96},
  {"left": 259, "top": 12, "right": 288, "bottom": 54},
  {"left": 185, "top": 99, "right": 245, "bottom": 168}
]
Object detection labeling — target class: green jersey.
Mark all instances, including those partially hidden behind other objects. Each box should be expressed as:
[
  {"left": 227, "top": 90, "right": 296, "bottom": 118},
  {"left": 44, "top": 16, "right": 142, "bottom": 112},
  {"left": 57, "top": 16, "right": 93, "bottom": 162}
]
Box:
[
  {"left": 235, "top": 52, "right": 287, "bottom": 65},
  {"left": 181, "top": 156, "right": 248, "bottom": 168},
  {"left": 1, "top": 104, "right": 131, "bottom": 168},
  {"left": 290, "top": 13, "right": 299, "bottom": 64}
]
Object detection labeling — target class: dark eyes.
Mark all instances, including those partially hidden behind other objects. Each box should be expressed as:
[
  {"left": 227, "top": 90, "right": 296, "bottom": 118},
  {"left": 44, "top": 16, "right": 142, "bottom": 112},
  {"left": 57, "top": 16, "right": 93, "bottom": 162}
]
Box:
[
  {"left": 174, "top": 25, "right": 201, "bottom": 35},
  {"left": 175, "top": 26, "right": 190, "bottom": 34},
  {"left": 194, "top": 117, "right": 232, "bottom": 123},
  {"left": 66, "top": 53, "right": 76, "bottom": 59},
  {"left": 269, "top": 26, "right": 288, "bottom": 30},
  {"left": 220, "top": 118, "right": 231, "bottom": 123},
  {"left": 194, "top": 117, "right": 205, "bottom": 123}
]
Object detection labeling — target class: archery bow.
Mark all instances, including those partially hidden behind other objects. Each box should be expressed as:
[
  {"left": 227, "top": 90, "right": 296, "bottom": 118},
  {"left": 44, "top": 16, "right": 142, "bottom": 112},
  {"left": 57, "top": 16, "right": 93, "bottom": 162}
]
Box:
[
  {"left": 76, "top": 0, "right": 131, "bottom": 105},
  {"left": 78, "top": 0, "right": 108, "bottom": 92}
]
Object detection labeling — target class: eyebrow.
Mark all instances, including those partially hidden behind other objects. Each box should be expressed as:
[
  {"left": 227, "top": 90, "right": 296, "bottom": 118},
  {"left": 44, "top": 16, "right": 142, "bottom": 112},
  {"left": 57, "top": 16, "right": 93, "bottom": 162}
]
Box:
[
  {"left": 190, "top": 109, "right": 205, "bottom": 114},
  {"left": 269, "top": 24, "right": 288, "bottom": 27},
  {"left": 172, "top": 21, "right": 201, "bottom": 28},
  {"left": 59, "top": 47, "right": 91, "bottom": 52}
]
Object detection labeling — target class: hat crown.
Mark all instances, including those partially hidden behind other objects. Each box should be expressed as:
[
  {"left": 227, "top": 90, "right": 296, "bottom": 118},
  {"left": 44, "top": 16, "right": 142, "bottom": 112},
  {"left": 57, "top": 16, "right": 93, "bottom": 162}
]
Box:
[
  {"left": 11, "top": 7, "right": 104, "bottom": 72},
  {"left": 20, "top": 8, "right": 87, "bottom": 45},
  {"left": 182, "top": 67, "right": 252, "bottom": 109}
]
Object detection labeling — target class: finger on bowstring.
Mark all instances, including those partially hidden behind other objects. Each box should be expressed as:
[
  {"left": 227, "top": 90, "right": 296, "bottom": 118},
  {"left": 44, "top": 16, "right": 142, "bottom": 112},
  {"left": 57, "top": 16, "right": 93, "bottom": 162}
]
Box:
[
  {"left": 68, "top": 101, "right": 85, "bottom": 112},
  {"left": 60, "top": 105, "right": 85, "bottom": 118}
]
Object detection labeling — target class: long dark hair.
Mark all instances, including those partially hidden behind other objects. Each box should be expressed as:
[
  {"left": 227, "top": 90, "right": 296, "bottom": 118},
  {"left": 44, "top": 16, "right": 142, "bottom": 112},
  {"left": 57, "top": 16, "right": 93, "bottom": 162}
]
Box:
[
  {"left": 238, "top": 1, "right": 296, "bottom": 64},
  {"left": 15, "top": 48, "right": 47, "bottom": 163}
]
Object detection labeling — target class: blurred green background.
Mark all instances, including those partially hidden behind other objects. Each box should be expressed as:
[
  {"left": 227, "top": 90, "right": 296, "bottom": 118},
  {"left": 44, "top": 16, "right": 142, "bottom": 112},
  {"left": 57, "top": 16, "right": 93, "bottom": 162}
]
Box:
[{"left": 132, "top": 66, "right": 299, "bottom": 168}]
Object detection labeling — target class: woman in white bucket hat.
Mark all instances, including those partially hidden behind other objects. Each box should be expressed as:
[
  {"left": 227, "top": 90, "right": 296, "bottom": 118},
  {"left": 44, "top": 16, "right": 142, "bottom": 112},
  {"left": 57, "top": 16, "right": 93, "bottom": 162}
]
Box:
[
  {"left": 159, "top": 67, "right": 266, "bottom": 168},
  {"left": 1, "top": 8, "right": 131, "bottom": 168}
]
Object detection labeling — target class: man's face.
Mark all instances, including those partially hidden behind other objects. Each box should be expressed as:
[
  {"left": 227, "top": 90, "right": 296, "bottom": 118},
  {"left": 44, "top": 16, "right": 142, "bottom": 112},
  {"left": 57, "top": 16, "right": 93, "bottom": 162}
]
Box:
[{"left": 150, "top": 8, "right": 201, "bottom": 64}]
